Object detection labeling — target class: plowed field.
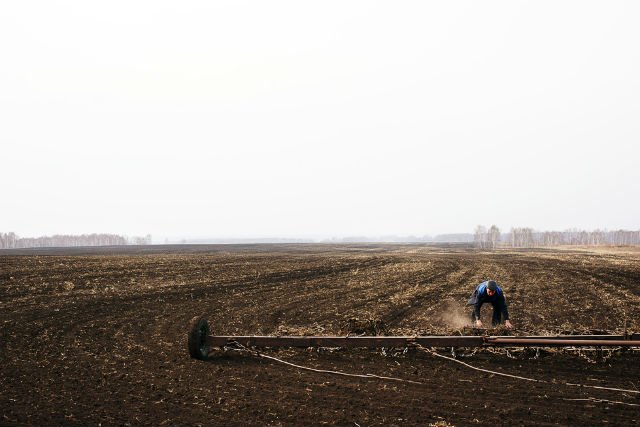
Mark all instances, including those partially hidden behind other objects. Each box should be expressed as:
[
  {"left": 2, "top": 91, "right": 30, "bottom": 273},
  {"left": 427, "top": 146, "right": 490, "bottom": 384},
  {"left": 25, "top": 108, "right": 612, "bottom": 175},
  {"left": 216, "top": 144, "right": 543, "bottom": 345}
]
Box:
[{"left": 1, "top": 244, "right": 640, "bottom": 426}]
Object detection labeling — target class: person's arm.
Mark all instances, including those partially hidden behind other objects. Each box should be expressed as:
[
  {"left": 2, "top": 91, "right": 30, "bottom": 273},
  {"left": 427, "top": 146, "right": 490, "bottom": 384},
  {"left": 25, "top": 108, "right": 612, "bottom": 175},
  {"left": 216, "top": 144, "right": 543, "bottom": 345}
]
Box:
[
  {"left": 500, "top": 294, "right": 513, "bottom": 328},
  {"left": 474, "top": 301, "right": 483, "bottom": 326}
]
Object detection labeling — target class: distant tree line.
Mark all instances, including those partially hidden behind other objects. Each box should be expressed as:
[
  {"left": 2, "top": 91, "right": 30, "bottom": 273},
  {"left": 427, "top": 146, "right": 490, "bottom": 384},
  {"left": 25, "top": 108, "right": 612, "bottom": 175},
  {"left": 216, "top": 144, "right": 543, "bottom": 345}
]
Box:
[
  {"left": 474, "top": 225, "right": 501, "bottom": 249},
  {"left": 474, "top": 225, "right": 640, "bottom": 249},
  {"left": 0, "top": 232, "right": 152, "bottom": 249}
]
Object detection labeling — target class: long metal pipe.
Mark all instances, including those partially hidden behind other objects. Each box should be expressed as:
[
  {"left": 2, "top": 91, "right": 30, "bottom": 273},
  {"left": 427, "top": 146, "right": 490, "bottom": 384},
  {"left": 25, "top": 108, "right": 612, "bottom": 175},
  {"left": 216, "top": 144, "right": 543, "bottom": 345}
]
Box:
[
  {"left": 485, "top": 337, "right": 639, "bottom": 346},
  {"left": 206, "top": 334, "right": 640, "bottom": 348}
]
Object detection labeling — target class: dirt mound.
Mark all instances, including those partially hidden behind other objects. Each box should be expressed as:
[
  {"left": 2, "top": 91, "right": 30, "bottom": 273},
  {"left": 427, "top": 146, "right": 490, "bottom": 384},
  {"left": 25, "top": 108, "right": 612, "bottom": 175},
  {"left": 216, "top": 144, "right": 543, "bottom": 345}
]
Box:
[{"left": 341, "top": 318, "right": 388, "bottom": 336}]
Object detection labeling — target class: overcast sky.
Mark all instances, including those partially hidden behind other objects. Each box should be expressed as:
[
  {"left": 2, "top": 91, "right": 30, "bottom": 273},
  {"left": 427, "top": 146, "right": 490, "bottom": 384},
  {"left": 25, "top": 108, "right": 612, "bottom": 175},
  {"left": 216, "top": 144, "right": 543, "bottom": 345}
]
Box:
[{"left": 2, "top": 1, "right": 639, "bottom": 240}]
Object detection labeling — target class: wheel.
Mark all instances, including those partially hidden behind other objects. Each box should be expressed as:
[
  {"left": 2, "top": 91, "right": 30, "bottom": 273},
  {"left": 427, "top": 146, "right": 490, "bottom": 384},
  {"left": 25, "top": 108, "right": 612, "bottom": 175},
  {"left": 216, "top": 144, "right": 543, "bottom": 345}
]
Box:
[{"left": 188, "top": 316, "right": 211, "bottom": 360}]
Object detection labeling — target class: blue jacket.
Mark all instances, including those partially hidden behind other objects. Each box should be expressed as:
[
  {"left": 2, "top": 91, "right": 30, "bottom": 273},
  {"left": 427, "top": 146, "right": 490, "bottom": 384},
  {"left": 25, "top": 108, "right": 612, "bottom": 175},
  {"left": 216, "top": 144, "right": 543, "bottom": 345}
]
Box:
[{"left": 467, "top": 281, "right": 509, "bottom": 320}]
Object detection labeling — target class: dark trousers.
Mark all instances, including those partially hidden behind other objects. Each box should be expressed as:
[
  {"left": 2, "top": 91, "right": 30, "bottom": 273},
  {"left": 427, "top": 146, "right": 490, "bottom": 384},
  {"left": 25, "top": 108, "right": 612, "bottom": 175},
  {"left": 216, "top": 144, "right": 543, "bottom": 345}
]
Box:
[{"left": 471, "top": 304, "right": 503, "bottom": 326}]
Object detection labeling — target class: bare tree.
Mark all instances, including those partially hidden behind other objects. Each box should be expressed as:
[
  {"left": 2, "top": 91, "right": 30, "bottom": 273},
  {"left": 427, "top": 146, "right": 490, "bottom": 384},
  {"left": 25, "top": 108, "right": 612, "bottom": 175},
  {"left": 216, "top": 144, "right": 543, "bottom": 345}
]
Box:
[
  {"left": 487, "top": 225, "right": 500, "bottom": 249},
  {"left": 509, "top": 227, "right": 534, "bottom": 248},
  {"left": 474, "top": 225, "right": 487, "bottom": 249}
]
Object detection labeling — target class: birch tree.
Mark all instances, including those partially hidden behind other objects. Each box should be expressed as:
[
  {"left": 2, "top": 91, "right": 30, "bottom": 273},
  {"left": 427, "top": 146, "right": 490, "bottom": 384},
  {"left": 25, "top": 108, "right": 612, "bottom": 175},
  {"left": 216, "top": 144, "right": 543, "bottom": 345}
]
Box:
[{"left": 487, "top": 225, "right": 500, "bottom": 249}]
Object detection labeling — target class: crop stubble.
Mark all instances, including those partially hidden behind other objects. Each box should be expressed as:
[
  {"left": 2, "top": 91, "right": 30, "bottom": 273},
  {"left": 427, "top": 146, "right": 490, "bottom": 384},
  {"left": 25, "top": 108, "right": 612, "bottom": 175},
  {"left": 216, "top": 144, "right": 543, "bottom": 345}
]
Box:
[{"left": 1, "top": 244, "right": 640, "bottom": 426}]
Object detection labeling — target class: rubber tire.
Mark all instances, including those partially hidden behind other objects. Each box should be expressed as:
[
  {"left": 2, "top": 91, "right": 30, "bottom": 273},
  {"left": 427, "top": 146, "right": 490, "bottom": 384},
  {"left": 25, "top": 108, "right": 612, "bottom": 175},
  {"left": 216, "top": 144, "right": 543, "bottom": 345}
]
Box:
[{"left": 188, "top": 316, "right": 211, "bottom": 360}]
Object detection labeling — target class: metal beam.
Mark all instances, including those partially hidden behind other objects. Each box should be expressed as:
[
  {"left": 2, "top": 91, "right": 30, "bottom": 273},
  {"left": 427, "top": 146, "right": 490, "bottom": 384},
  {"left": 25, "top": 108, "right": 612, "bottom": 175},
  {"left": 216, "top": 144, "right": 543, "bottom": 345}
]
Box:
[
  {"left": 496, "top": 335, "right": 630, "bottom": 340},
  {"left": 486, "top": 337, "right": 639, "bottom": 346},
  {"left": 207, "top": 335, "right": 484, "bottom": 348},
  {"left": 206, "top": 334, "right": 640, "bottom": 348}
]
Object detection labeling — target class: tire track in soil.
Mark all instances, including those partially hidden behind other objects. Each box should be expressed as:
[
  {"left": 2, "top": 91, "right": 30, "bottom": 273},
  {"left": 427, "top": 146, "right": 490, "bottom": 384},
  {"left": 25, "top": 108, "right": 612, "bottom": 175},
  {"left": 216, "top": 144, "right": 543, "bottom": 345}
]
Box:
[
  {"left": 213, "top": 256, "right": 397, "bottom": 334},
  {"left": 379, "top": 257, "right": 473, "bottom": 330},
  {"left": 549, "top": 260, "right": 640, "bottom": 332}
]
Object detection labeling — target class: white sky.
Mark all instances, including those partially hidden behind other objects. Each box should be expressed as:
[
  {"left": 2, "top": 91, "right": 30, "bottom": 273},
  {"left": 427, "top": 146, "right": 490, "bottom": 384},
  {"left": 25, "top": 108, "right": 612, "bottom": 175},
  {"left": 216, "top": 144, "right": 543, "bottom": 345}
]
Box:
[{"left": 1, "top": 1, "right": 639, "bottom": 240}]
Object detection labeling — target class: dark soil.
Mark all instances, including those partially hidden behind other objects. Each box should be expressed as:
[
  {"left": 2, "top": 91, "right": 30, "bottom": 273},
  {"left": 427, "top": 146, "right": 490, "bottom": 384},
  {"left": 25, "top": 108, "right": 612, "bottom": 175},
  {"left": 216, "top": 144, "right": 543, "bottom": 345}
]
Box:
[{"left": 1, "top": 244, "right": 639, "bottom": 426}]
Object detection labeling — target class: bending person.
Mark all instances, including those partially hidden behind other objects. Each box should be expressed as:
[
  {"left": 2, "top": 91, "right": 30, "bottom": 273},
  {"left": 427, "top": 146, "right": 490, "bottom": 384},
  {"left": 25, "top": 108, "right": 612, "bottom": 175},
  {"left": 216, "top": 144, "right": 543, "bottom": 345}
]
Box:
[{"left": 467, "top": 280, "right": 513, "bottom": 328}]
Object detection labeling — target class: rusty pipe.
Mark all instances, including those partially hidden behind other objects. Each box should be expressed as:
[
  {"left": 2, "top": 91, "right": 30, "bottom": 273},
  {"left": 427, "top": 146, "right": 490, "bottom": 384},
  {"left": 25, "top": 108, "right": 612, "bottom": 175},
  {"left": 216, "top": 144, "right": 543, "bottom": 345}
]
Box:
[{"left": 485, "top": 337, "right": 640, "bottom": 346}]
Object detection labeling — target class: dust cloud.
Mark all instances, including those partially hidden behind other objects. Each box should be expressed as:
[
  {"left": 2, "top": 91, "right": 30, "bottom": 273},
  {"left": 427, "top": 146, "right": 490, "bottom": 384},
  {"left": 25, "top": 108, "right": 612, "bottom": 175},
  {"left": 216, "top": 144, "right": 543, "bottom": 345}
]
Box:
[{"left": 437, "top": 299, "right": 471, "bottom": 329}]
